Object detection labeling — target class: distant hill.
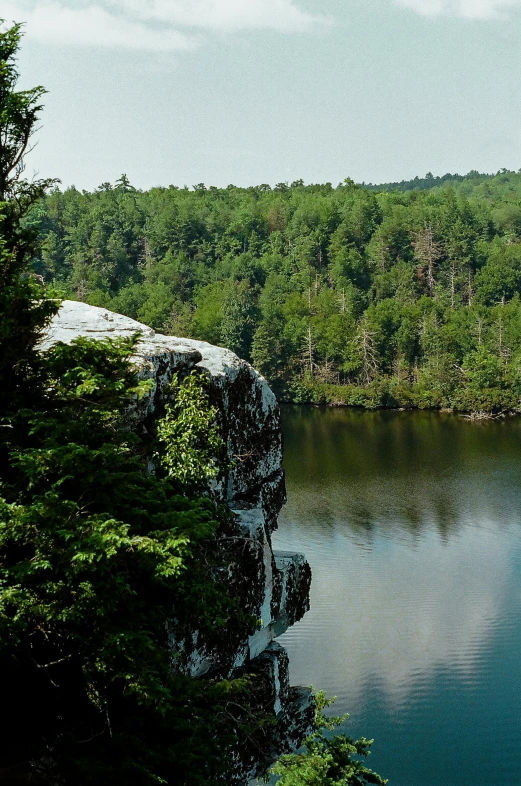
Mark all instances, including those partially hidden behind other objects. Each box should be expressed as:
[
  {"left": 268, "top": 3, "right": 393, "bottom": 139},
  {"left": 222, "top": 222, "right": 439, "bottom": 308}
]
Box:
[{"left": 362, "top": 170, "right": 495, "bottom": 193}]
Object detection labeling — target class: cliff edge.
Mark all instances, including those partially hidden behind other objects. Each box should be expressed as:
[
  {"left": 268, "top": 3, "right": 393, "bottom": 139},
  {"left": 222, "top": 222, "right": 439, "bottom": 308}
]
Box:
[{"left": 42, "top": 300, "right": 313, "bottom": 782}]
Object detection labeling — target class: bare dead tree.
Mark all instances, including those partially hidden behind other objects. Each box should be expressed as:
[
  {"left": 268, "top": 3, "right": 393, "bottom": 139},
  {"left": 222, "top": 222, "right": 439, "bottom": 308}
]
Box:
[
  {"left": 301, "top": 324, "right": 317, "bottom": 377},
  {"left": 413, "top": 224, "right": 443, "bottom": 298},
  {"left": 353, "top": 321, "right": 379, "bottom": 384},
  {"left": 473, "top": 316, "right": 484, "bottom": 346}
]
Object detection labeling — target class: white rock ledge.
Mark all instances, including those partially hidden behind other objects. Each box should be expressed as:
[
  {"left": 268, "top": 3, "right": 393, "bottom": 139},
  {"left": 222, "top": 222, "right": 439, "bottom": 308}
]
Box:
[{"left": 42, "top": 300, "right": 313, "bottom": 783}]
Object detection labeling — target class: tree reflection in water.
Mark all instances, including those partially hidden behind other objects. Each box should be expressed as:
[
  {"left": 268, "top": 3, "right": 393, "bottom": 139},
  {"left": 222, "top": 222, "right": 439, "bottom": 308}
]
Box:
[{"left": 274, "top": 407, "right": 521, "bottom": 786}]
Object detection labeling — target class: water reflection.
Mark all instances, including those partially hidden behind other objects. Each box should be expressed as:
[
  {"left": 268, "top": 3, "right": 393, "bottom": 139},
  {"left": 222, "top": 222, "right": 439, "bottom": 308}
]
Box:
[
  {"left": 279, "top": 520, "right": 512, "bottom": 709},
  {"left": 274, "top": 408, "right": 521, "bottom": 786},
  {"left": 279, "top": 407, "right": 521, "bottom": 542}
]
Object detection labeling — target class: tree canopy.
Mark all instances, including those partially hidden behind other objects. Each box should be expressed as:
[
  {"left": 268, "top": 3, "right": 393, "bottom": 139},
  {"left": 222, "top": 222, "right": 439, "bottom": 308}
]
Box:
[{"left": 29, "top": 168, "right": 521, "bottom": 413}]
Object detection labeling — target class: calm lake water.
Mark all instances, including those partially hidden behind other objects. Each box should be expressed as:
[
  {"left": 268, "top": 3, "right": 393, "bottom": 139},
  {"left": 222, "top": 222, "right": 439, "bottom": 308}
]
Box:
[{"left": 273, "top": 407, "right": 521, "bottom": 786}]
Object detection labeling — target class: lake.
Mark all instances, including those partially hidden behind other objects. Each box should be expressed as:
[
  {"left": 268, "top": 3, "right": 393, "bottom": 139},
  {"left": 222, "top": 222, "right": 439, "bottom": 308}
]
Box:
[{"left": 273, "top": 407, "right": 521, "bottom": 786}]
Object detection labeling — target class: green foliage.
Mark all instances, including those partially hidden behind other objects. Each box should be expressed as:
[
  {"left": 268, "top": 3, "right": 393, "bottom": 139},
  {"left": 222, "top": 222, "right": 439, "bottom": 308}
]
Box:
[
  {"left": 155, "top": 371, "right": 225, "bottom": 490},
  {"left": 270, "top": 692, "right": 387, "bottom": 786},
  {"left": 0, "top": 20, "right": 59, "bottom": 418},
  {"left": 0, "top": 20, "right": 57, "bottom": 211},
  {"left": 0, "top": 335, "right": 251, "bottom": 784},
  {"left": 0, "top": 24, "right": 259, "bottom": 783},
  {"left": 29, "top": 168, "right": 521, "bottom": 412}
]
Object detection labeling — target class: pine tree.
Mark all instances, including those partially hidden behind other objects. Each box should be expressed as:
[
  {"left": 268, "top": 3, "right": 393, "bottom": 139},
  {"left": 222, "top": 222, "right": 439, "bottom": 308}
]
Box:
[{"left": 0, "top": 20, "right": 58, "bottom": 417}]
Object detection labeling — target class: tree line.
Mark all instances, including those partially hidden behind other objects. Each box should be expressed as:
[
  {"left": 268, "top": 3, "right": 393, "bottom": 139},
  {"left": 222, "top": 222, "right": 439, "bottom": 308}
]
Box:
[{"left": 31, "top": 168, "right": 521, "bottom": 413}]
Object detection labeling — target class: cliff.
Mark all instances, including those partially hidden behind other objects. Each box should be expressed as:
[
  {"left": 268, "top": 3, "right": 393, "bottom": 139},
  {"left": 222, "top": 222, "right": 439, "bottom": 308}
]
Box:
[{"left": 42, "top": 300, "right": 313, "bottom": 782}]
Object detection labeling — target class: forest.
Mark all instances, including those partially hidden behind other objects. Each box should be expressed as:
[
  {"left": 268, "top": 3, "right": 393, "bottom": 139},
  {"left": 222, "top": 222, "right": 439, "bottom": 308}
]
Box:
[{"left": 31, "top": 169, "right": 521, "bottom": 412}]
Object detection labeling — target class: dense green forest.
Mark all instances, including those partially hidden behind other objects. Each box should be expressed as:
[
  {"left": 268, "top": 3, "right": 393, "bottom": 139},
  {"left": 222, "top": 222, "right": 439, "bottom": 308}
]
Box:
[{"left": 31, "top": 169, "right": 521, "bottom": 412}]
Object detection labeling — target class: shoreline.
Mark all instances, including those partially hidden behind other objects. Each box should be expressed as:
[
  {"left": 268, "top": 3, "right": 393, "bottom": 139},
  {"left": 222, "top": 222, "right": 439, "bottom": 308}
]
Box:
[{"left": 278, "top": 399, "right": 516, "bottom": 420}]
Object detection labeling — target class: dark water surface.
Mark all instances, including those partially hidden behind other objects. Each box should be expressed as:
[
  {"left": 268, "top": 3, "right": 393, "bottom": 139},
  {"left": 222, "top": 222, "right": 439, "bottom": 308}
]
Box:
[{"left": 273, "top": 407, "right": 521, "bottom": 786}]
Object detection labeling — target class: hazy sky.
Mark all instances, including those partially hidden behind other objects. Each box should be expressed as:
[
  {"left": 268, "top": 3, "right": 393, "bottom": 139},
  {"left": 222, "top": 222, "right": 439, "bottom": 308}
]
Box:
[{"left": 3, "top": 0, "right": 521, "bottom": 190}]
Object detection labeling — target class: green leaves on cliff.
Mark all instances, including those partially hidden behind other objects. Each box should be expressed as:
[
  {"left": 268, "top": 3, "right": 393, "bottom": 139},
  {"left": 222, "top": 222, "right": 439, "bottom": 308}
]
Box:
[
  {"left": 271, "top": 692, "right": 387, "bottom": 786},
  {"left": 0, "top": 333, "right": 240, "bottom": 784},
  {"left": 155, "top": 372, "right": 225, "bottom": 490}
]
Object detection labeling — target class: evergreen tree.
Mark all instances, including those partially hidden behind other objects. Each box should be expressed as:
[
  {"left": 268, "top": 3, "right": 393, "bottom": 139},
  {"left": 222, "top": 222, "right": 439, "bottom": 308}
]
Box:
[
  {"left": 0, "top": 20, "right": 58, "bottom": 417},
  {"left": 0, "top": 23, "right": 258, "bottom": 784}
]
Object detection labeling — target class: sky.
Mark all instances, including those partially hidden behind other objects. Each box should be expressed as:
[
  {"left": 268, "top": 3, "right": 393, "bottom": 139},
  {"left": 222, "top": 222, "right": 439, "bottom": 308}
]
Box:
[{"left": 2, "top": 0, "right": 521, "bottom": 190}]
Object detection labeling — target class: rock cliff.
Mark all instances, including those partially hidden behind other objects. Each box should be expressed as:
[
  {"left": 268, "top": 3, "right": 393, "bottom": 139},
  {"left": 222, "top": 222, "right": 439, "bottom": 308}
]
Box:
[{"left": 42, "top": 300, "right": 313, "bottom": 782}]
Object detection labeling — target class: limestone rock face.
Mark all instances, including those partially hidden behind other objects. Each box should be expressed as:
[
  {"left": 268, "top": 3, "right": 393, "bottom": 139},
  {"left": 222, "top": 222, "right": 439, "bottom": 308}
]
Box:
[{"left": 42, "top": 301, "right": 313, "bottom": 781}]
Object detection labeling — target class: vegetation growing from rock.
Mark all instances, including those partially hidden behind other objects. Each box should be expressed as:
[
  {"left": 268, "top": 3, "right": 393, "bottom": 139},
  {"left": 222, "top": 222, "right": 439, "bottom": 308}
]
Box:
[
  {"left": 1, "top": 333, "right": 256, "bottom": 785},
  {"left": 155, "top": 372, "right": 225, "bottom": 490},
  {"left": 270, "top": 692, "right": 387, "bottom": 786}
]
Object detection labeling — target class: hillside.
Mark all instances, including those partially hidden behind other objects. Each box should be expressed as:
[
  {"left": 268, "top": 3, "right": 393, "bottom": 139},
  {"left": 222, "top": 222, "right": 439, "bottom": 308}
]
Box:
[{"left": 31, "top": 170, "right": 521, "bottom": 412}]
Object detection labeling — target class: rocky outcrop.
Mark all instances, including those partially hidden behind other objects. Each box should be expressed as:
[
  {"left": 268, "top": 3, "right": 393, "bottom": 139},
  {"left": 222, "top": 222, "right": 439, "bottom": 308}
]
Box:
[{"left": 42, "top": 301, "right": 313, "bottom": 781}]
